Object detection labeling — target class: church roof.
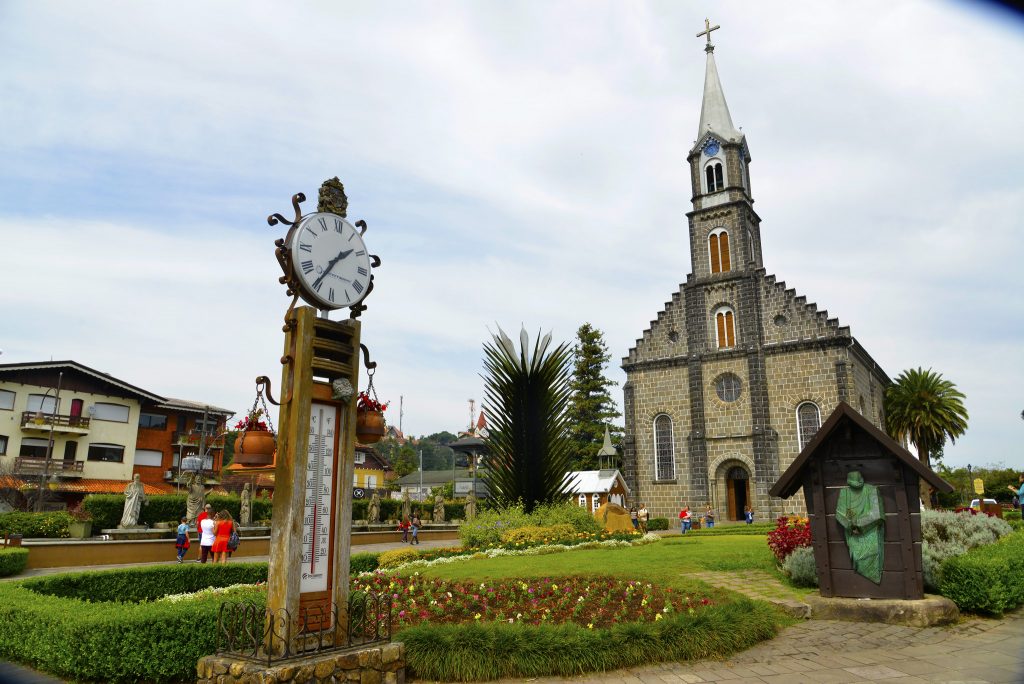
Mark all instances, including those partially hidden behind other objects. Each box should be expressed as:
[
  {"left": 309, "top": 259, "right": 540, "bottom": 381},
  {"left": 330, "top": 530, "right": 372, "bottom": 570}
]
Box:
[
  {"left": 596, "top": 424, "right": 617, "bottom": 457},
  {"left": 564, "top": 469, "right": 629, "bottom": 495},
  {"left": 697, "top": 44, "right": 743, "bottom": 144}
]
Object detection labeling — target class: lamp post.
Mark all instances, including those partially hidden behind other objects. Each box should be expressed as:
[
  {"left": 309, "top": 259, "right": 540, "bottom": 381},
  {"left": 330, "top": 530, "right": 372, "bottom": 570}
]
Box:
[{"left": 35, "top": 371, "right": 64, "bottom": 512}]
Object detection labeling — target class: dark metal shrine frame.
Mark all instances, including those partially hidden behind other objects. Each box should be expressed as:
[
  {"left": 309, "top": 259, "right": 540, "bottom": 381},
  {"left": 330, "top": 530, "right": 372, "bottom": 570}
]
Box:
[{"left": 216, "top": 592, "right": 393, "bottom": 665}]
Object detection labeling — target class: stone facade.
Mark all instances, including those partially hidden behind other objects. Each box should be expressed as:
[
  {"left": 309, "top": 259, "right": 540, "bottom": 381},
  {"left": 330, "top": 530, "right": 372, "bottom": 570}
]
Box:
[
  {"left": 621, "top": 44, "right": 890, "bottom": 523},
  {"left": 196, "top": 642, "right": 404, "bottom": 684}
]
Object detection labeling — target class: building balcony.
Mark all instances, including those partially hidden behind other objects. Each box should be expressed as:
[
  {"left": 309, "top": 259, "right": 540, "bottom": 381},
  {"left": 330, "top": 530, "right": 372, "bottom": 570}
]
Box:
[
  {"left": 20, "top": 412, "right": 91, "bottom": 435},
  {"left": 172, "top": 431, "right": 225, "bottom": 450},
  {"left": 13, "top": 457, "right": 85, "bottom": 478}
]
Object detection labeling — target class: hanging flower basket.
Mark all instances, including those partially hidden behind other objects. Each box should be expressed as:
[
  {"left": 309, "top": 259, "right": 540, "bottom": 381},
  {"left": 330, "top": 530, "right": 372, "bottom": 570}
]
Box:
[
  {"left": 234, "top": 406, "right": 276, "bottom": 466},
  {"left": 355, "top": 390, "right": 388, "bottom": 444}
]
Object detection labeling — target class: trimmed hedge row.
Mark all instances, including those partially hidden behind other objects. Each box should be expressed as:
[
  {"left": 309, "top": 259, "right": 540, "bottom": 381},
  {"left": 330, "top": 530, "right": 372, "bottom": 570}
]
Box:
[
  {"left": 399, "top": 598, "right": 783, "bottom": 681},
  {"left": 939, "top": 530, "right": 1024, "bottom": 615},
  {"left": 648, "top": 517, "right": 669, "bottom": 531},
  {"left": 83, "top": 494, "right": 275, "bottom": 531},
  {"left": 351, "top": 498, "right": 467, "bottom": 522},
  {"left": 0, "top": 547, "right": 29, "bottom": 577},
  {"left": 690, "top": 522, "right": 774, "bottom": 536},
  {"left": 0, "top": 511, "right": 74, "bottom": 538}
]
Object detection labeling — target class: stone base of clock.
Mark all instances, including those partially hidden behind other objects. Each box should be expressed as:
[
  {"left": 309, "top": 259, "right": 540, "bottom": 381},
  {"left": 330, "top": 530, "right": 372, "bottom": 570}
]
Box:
[{"left": 196, "top": 641, "right": 405, "bottom": 684}]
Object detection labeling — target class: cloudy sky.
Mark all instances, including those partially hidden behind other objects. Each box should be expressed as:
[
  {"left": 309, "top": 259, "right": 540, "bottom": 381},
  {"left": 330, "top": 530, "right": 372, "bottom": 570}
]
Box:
[{"left": 1, "top": 1, "right": 1021, "bottom": 470}]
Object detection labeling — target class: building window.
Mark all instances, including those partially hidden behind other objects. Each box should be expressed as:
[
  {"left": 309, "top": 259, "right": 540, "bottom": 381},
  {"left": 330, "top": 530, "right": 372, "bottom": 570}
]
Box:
[
  {"left": 705, "top": 161, "right": 725, "bottom": 192},
  {"left": 20, "top": 437, "right": 50, "bottom": 458},
  {"left": 191, "top": 417, "right": 220, "bottom": 435},
  {"left": 92, "top": 403, "right": 130, "bottom": 423},
  {"left": 27, "top": 394, "right": 58, "bottom": 414},
  {"left": 578, "top": 493, "right": 587, "bottom": 508},
  {"left": 709, "top": 230, "right": 731, "bottom": 274},
  {"left": 592, "top": 495, "right": 601, "bottom": 512},
  {"left": 354, "top": 451, "right": 366, "bottom": 465},
  {"left": 367, "top": 475, "right": 377, "bottom": 489},
  {"left": 715, "top": 373, "right": 742, "bottom": 402},
  {"left": 139, "top": 413, "right": 168, "bottom": 430},
  {"left": 797, "top": 402, "right": 821, "bottom": 451},
  {"left": 133, "top": 449, "right": 163, "bottom": 467},
  {"left": 715, "top": 307, "right": 736, "bottom": 349},
  {"left": 87, "top": 443, "right": 126, "bottom": 463},
  {"left": 653, "top": 414, "right": 675, "bottom": 481},
  {"left": 0, "top": 435, "right": 7, "bottom": 455},
  {"left": 0, "top": 390, "right": 14, "bottom": 411}
]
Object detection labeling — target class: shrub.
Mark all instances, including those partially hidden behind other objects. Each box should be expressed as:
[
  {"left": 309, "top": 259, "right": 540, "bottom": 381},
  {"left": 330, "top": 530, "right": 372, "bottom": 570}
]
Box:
[
  {"left": 350, "top": 552, "right": 380, "bottom": 574},
  {"left": 82, "top": 494, "right": 275, "bottom": 530},
  {"left": 691, "top": 522, "right": 773, "bottom": 536},
  {"left": 766, "top": 516, "right": 811, "bottom": 562},
  {"left": 782, "top": 546, "right": 818, "bottom": 587},
  {"left": 458, "top": 504, "right": 531, "bottom": 548},
  {"left": 378, "top": 547, "right": 420, "bottom": 569},
  {"left": 0, "top": 511, "right": 74, "bottom": 538},
  {"left": 921, "top": 509, "right": 1012, "bottom": 591},
  {"left": 528, "top": 502, "right": 602, "bottom": 534},
  {"left": 399, "top": 598, "right": 782, "bottom": 681},
  {"left": 500, "top": 524, "right": 576, "bottom": 545},
  {"left": 939, "top": 531, "right": 1024, "bottom": 614},
  {"left": 0, "top": 547, "right": 29, "bottom": 577},
  {"left": 648, "top": 517, "right": 669, "bottom": 531}
]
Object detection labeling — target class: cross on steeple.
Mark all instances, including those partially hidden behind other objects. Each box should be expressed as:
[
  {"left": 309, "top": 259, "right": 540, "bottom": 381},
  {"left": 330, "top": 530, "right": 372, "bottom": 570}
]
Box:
[{"left": 697, "top": 17, "right": 720, "bottom": 52}]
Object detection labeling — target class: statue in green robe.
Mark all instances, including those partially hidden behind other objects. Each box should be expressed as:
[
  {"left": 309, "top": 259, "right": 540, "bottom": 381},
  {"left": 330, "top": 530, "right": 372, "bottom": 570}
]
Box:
[{"left": 835, "top": 470, "right": 885, "bottom": 584}]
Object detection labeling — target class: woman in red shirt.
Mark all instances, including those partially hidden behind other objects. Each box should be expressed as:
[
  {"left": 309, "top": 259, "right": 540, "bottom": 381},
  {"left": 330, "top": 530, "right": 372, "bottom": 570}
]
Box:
[{"left": 211, "top": 510, "right": 235, "bottom": 564}]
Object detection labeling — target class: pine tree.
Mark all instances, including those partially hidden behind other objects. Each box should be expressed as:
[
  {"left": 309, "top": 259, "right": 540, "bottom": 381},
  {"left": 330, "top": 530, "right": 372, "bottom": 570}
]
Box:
[{"left": 566, "top": 323, "right": 622, "bottom": 471}]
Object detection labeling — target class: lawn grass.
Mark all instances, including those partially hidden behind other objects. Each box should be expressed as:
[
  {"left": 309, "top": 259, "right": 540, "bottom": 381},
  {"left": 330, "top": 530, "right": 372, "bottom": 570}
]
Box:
[{"left": 411, "top": 533, "right": 780, "bottom": 595}]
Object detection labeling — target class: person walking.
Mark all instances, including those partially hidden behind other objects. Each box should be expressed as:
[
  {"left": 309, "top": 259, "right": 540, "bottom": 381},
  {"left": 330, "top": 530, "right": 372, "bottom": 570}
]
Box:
[
  {"left": 679, "top": 506, "right": 691, "bottom": 534},
  {"left": 745, "top": 505, "right": 754, "bottom": 525},
  {"left": 398, "top": 517, "right": 410, "bottom": 543},
  {"left": 410, "top": 512, "right": 421, "bottom": 545},
  {"left": 705, "top": 505, "right": 716, "bottom": 529},
  {"left": 175, "top": 516, "right": 190, "bottom": 563},
  {"left": 637, "top": 503, "right": 649, "bottom": 534},
  {"left": 629, "top": 505, "right": 639, "bottom": 530},
  {"left": 198, "top": 509, "right": 217, "bottom": 563},
  {"left": 211, "top": 510, "right": 236, "bottom": 564}
]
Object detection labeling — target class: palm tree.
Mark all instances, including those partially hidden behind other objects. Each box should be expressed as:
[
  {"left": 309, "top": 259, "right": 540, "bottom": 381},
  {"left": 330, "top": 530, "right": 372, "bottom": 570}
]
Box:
[
  {"left": 885, "top": 367, "right": 968, "bottom": 507},
  {"left": 482, "top": 326, "right": 574, "bottom": 512}
]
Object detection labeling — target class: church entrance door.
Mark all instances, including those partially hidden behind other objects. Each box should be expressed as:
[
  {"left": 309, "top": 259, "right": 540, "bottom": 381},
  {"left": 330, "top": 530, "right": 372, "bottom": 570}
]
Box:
[{"left": 726, "top": 466, "right": 749, "bottom": 521}]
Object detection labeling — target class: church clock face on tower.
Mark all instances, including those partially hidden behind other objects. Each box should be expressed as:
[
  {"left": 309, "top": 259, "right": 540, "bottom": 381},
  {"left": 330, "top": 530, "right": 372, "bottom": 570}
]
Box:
[
  {"left": 704, "top": 140, "right": 720, "bottom": 157},
  {"left": 288, "top": 212, "right": 372, "bottom": 310}
]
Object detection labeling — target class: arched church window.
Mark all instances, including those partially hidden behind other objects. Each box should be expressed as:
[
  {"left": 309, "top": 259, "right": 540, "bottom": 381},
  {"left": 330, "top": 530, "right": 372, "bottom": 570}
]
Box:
[
  {"left": 653, "top": 414, "right": 675, "bottom": 481},
  {"left": 715, "top": 307, "right": 736, "bottom": 349},
  {"left": 704, "top": 161, "right": 725, "bottom": 193},
  {"left": 709, "top": 229, "right": 731, "bottom": 274},
  {"left": 578, "top": 494, "right": 586, "bottom": 508},
  {"left": 797, "top": 402, "right": 821, "bottom": 451}
]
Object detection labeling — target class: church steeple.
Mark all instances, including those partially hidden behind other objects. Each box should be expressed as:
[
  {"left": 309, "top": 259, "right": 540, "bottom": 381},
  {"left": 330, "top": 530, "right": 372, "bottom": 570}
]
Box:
[{"left": 696, "top": 20, "right": 743, "bottom": 144}]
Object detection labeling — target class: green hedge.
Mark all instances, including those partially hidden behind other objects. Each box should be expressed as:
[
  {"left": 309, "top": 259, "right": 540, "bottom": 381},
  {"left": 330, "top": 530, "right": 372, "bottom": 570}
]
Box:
[
  {"left": 0, "top": 565, "right": 265, "bottom": 683},
  {"left": 648, "top": 517, "right": 669, "bottom": 531},
  {"left": 352, "top": 498, "right": 467, "bottom": 522},
  {"left": 690, "top": 522, "right": 774, "bottom": 536},
  {"left": 400, "top": 598, "right": 782, "bottom": 681},
  {"left": 939, "top": 530, "right": 1024, "bottom": 615},
  {"left": 350, "top": 551, "right": 380, "bottom": 574},
  {"left": 0, "top": 547, "right": 29, "bottom": 577},
  {"left": 0, "top": 511, "right": 74, "bottom": 538},
  {"left": 82, "top": 494, "right": 274, "bottom": 530}
]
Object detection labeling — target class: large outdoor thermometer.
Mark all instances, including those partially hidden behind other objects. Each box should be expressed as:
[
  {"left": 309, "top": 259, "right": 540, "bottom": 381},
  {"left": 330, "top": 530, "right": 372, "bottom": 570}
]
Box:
[{"left": 301, "top": 401, "right": 340, "bottom": 594}]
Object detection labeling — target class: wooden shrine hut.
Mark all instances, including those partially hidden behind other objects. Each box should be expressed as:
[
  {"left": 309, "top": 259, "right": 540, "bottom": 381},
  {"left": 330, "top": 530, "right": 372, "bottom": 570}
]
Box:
[{"left": 770, "top": 401, "right": 952, "bottom": 600}]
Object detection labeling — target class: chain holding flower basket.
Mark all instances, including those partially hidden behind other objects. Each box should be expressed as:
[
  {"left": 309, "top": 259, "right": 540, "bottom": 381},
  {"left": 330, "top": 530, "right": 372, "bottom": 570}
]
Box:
[
  {"left": 355, "top": 369, "right": 388, "bottom": 444},
  {"left": 235, "top": 385, "right": 277, "bottom": 466}
]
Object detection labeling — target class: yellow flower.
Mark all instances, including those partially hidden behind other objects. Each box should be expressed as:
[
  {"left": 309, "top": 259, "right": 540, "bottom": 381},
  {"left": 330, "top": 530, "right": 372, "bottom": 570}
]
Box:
[
  {"left": 655, "top": 614, "right": 663, "bottom": 621},
  {"left": 474, "top": 613, "right": 481, "bottom": 620},
  {"left": 587, "top": 623, "right": 594, "bottom": 629}
]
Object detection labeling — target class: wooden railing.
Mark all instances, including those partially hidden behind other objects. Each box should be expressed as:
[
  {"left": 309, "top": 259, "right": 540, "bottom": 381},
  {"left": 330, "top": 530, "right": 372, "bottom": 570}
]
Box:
[
  {"left": 13, "top": 457, "right": 85, "bottom": 475},
  {"left": 20, "top": 412, "right": 91, "bottom": 430}
]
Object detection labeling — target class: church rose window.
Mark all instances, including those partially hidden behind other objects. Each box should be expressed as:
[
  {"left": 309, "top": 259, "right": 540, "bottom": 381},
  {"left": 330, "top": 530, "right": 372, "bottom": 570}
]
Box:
[
  {"left": 715, "top": 373, "right": 742, "bottom": 402},
  {"left": 709, "top": 230, "right": 731, "bottom": 274},
  {"left": 653, "top": 414, "right": 675, "bottom": 481},
  {"left": 715, "top": 308, "right": 736, "bottom": 349},
  {"left": 797, "top": 402, "right": 821, "bottom": 451}
]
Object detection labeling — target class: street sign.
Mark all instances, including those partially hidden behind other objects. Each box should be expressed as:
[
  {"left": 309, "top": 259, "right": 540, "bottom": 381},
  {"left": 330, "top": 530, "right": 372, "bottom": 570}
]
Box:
[{"left": 973, "top": 478, "right": 985, "bottom": 495}]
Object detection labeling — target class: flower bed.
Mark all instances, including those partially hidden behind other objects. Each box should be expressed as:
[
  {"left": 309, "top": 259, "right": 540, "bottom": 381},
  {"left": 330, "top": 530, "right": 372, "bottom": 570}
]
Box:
[
  {"left": 355, "top": 574, "right": 713, "bottom": 629},
  {"left": 766, "top": 516, "right": 811, "bottom": 561}
]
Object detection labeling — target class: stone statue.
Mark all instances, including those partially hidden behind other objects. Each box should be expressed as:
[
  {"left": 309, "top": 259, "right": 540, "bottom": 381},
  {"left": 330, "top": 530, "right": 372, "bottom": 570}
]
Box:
[
  {"left": 240, "top": 483, "right": 253, "bottom": 526},
  {"left": 401, "top": 490, "right": 412, "bottom": 521},
  {"left": 368, "top": 490, "right": 381, "bottom": 524},
  {"left": 118, "top": 474, "right": 147, "bottom": 528},
  {"left": 185, "top": 473, "right": 208, "bottom": 526},
  {"left": 835, "top": 470, "right": 885, "bottom": 584},
  {"left": 433, "top": 494, "right": 446, "bottom": 523},
  {"left": 464, "top": 490, "right": 477, "bottom": 520}
]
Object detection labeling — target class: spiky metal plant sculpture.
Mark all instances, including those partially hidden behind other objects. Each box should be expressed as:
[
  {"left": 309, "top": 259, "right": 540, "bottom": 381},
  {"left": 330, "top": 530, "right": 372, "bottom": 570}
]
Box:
[{"left": 482, "top": 326, "right": 574, "bottom": 512}]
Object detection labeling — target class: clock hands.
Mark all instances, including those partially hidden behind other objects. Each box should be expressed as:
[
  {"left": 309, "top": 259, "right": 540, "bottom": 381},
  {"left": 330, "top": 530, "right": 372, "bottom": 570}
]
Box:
[{"left": 311, "top": 248, "right": 354, "bottom": 290}]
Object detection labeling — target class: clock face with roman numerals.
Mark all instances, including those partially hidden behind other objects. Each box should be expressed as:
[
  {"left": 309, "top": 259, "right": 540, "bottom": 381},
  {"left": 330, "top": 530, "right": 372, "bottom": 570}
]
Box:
[{"left": 288, "top": 212, "right": 372, "bottom": 310}]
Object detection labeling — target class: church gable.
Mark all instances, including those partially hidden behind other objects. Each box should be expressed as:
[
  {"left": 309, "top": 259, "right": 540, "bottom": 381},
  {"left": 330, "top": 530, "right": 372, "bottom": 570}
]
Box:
[
  {"left": 624, "top": 286, "right": 688, "bottom": 365},
  {"left": 758, "top": 271, "right": 850, "bottom": 346}
]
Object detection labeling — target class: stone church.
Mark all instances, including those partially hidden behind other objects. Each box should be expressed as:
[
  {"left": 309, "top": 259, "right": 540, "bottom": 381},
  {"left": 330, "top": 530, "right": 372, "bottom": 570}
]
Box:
[{"left": 621, "top": 26, "right": 890, "bottom": 522}]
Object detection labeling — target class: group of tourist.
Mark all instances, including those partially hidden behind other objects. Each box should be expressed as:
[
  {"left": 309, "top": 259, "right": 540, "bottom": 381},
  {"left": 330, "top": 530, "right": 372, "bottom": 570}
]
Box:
[
  {"left": 397, "top": 513, "right": 422, "bottom": 544},
  {"left": 174, "top": 503, "right": 241, "bottom": 564},
  {"left": 628, "top": 502, "right": 755, "bottom": 531}
]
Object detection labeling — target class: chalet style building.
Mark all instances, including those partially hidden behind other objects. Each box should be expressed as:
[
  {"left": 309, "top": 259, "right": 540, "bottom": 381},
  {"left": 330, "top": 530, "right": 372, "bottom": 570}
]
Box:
[
  {"left": 621, "top": 28, "right": 889, "bottom": 522},
  {"left": 0, "top": 360, "right": 232, "bottom": 509}
]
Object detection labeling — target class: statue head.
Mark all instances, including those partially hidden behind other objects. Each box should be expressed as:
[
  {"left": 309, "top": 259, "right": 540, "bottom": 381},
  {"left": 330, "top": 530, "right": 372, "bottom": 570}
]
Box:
[
  {"left": 243, "top": 483, "right": 251, "bottom": 492},
  {"left": 847, "top": 470, "right": 865, "bottom": 489},
  {"left": 133, "top": 473, "right": 140, "bottom": 483}
]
